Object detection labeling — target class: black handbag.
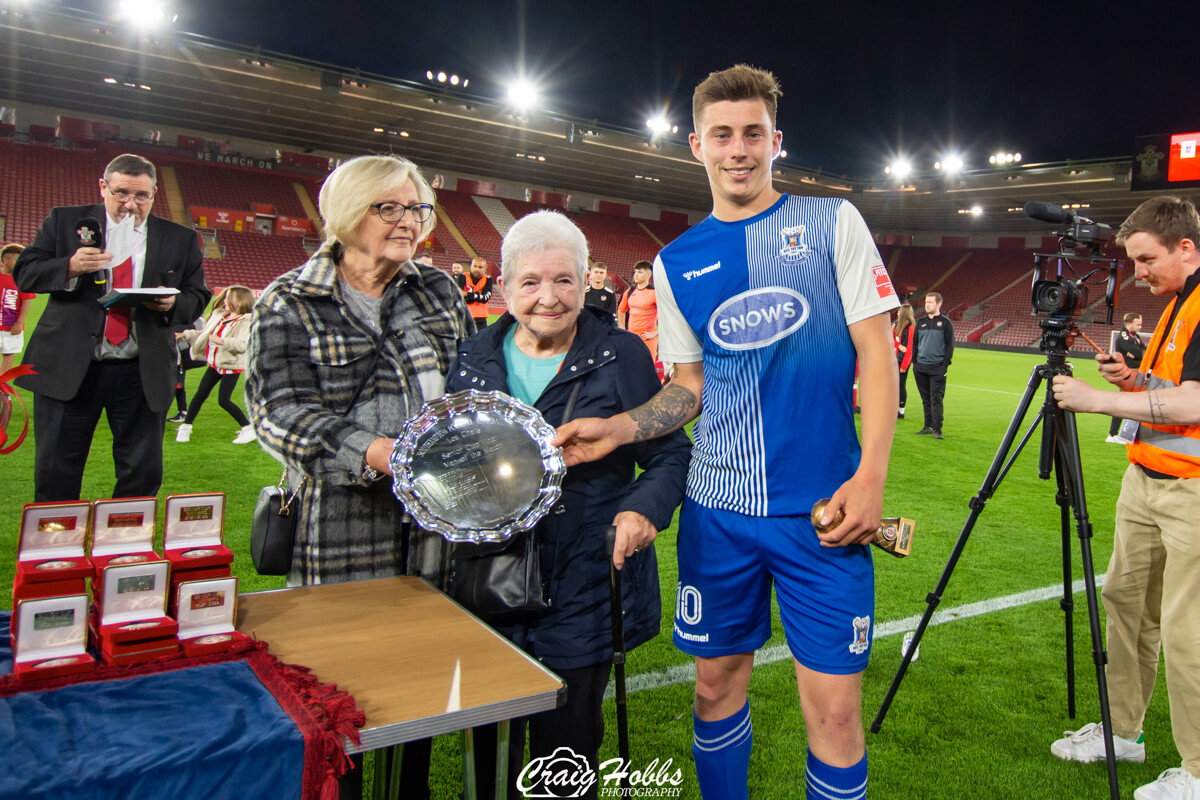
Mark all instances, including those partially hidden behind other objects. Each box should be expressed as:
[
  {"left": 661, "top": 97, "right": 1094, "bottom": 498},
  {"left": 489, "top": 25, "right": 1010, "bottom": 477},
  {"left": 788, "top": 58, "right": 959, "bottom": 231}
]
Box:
[
  {"left": 447, "top": 529, "right": 551, "bottom": 623},
  {"left": 248, "top": 329, "right": 391, "bottom": 576},
  {"left": 250, "top": 470, "right": 304, "bottom": 575},
  {"left": 445, "top": 382, "right": 582, "bottom": 622}
]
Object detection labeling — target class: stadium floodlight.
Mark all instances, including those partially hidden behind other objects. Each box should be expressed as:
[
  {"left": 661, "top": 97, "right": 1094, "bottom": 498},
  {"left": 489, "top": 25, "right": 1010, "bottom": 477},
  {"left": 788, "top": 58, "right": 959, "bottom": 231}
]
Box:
[
  {"left": 117, "top": 0, "right": 174, "bottom": 29},
  {"left": 990, "top": 151, "right": 1022, "bottom": 166},
  {"left": 884, "top": 159, "right": 912, "bottom": 179},
  {"left": 935, "top": 154, "right": 964, "bottom": 174},
  {"left": 970, "top": 205, "right": 983, "bottom": 215},
  {"left": 779, "top": 150, "right": 788, "bottom": 159},
  {"left": 646, "top": 115, "right": 677, "bottom": 136},
  {"left": 506, "top": 79, "right": 540, "bottom": 113}
]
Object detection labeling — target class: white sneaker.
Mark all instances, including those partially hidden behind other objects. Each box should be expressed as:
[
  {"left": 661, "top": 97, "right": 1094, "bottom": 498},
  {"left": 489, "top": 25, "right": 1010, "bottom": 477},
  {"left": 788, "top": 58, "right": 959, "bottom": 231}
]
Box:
[
  {"left": 232, "top": 425, "right": 256, "bottom": 444},
  {"left": 175, "top": 423, "right": 192, "bottom": 443},
  {"left": 1135, "top": 768, "right": 1200, "bottom": 800},
  {"left": 1050, "top": 722, "right": 1145, "bottom": 763},
  {"left": 1106, "top": 435, "right": 1125, "bottom": 444}
]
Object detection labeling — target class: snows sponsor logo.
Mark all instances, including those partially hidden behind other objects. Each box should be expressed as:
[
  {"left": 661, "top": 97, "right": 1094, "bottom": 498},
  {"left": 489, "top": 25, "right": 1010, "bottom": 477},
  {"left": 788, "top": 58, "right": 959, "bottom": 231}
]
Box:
[
  {"left": 707, "top": 287, "right": 809, "bottom": 351},
  {"left": 683, "top": 262, "right": 721, "bottom": 281}
]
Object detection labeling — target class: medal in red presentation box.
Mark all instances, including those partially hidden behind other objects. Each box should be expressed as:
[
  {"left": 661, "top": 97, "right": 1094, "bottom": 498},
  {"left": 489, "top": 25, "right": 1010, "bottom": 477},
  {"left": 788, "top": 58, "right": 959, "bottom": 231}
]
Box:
[
  {"left": 94, "top": 561, "right": 178, "bottom": 664},
  {"left": 14, "top": 502, "right": 95, "bottom": 600},
  {"left": 90, "top": 497, "right": 164, "bottom": 592},
  {"left": 11, "top": 594, "right": 97, "bottom": 681},
  {"left": 163, "top": 493, "right": 234, "bottom": 571},
  {"left": 175, "top": 577, "right": 247, "bottom": 656}
]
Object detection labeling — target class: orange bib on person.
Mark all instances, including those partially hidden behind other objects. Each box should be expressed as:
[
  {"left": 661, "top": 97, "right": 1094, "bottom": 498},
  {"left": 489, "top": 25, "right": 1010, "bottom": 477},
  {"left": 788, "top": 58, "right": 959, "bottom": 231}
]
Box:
[{"left": 1128, "top": 286, "right": 1200, "bottom": 478}]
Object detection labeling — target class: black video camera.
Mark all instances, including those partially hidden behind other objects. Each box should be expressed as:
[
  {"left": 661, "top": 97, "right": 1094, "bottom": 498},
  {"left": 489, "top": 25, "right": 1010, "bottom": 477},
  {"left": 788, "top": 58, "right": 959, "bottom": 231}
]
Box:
[{"left": 1024, "top": 201, "right": 1120, "bottom": 324}]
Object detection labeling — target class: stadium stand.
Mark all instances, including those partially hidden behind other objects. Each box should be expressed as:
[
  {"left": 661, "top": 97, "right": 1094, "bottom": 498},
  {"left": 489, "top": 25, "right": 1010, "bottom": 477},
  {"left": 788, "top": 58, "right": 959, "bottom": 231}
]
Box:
[
  {"left": 0, "top": 141, "right": 122, "bottom": 244},
  {"left": 433, "top": 189, "right": 503, "bottom": 263},
  {"left": 202, "top": 230, "right": 309, "bottom": 290},
  {"left": 171, "top": 161, "right": 313, "bottom": 218}
]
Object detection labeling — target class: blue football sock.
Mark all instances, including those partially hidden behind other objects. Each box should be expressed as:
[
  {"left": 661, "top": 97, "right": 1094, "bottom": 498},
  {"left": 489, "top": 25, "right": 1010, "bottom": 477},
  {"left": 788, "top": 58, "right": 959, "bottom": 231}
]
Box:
[
  {"left": 806, "top": 748, "right": 867, "bottom": 800},
  {"left": 693, "top": 700, "right": 752, "bottom": 800}
]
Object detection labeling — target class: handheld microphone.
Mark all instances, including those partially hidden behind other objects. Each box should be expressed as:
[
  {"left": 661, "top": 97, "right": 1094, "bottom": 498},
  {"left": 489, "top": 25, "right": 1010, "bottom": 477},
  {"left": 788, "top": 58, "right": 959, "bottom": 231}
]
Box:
[{"left": 75, "top": 217, "right": 106, "bottom": 285}]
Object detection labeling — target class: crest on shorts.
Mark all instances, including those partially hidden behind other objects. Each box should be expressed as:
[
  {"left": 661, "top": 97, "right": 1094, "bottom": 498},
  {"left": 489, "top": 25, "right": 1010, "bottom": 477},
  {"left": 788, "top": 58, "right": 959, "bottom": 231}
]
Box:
[
  {"left": 848, "top": 615, "right": 871, "bottom": 655},
  {"left": 779, "top": 225, "right": 809, "bottom": 263}
]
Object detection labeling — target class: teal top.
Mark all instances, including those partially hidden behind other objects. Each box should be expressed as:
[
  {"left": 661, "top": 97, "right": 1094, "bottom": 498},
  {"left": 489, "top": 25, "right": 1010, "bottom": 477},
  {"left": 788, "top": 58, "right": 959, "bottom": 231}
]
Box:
[{"left": 502, "top": 325, "right": 566, "bottom": 405}]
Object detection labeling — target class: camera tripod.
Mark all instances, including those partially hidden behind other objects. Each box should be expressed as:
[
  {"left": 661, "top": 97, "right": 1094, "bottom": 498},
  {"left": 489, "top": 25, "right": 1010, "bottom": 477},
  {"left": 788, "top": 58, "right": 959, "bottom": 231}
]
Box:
[{"left": 871, "top": 317, "right": 1120, "bottom": 800}]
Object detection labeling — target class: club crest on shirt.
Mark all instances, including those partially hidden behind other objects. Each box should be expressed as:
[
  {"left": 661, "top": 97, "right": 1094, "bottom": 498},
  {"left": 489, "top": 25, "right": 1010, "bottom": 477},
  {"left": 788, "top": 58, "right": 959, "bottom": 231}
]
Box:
[
  {"left": 849, "top": 615, "right": 871, "bottom": 655},
  {"left": 778, "top": 225, "right": 809, "bottom": 264}
]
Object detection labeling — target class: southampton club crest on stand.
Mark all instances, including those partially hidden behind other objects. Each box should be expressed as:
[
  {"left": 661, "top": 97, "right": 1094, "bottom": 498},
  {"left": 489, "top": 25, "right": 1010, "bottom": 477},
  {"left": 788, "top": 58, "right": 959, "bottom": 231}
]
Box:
[{"left": 779, "top": 225, "right": 809, "bottom": 264}]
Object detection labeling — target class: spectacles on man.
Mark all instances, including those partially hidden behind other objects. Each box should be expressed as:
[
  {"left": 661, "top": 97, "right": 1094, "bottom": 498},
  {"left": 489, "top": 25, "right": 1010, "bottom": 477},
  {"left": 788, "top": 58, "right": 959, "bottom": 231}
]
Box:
[
  {"left": 104, "top": 184, "right": 154, "bottom": 204},
  {"left": 369, "top": 202, "right": 434, "bottom": 224}
]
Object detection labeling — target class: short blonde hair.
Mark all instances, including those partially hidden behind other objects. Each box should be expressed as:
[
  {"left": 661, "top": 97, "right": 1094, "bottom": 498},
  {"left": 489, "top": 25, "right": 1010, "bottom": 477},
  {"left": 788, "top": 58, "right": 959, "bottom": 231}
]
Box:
[
  {"left": 500, "top": 211, "right": 589, "bottom": 287},
  {"left": 318, "top": 154, "right": 436, "bottom": 249}
]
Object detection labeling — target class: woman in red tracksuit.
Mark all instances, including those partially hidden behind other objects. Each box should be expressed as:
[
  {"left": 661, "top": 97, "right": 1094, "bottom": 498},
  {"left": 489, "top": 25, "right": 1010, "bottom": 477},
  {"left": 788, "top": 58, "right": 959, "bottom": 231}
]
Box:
[{"left": 894, "top": 302, "right": 916, "bottom": 419}]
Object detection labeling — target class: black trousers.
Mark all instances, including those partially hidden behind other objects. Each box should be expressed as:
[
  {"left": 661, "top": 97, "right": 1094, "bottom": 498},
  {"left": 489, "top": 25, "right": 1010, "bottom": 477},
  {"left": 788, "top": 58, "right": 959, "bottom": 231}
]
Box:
[
  {"left": 32, "top": 359, "right": 165, "bottom": 501},
  {"left": 183, "top": 367, "right": 249, "bottom": 427},
  {"left": 914, "top": 365, "right": 947, "bottom": 432},
  {"left": 338, "top": 739, "right": 432, "bottom": 800},
  {"left": 471, "top": 659, "right": 613, "bottom": 800},
  {"left": 898, "top": 368, "right": 909, "bottom": 409}
]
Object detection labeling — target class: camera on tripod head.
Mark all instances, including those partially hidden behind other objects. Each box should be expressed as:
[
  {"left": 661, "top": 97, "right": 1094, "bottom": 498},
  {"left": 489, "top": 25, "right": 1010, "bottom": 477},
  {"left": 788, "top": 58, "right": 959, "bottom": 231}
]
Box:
[{"left": 1024, "top": 201, "right": 1120, "bottom": 324}]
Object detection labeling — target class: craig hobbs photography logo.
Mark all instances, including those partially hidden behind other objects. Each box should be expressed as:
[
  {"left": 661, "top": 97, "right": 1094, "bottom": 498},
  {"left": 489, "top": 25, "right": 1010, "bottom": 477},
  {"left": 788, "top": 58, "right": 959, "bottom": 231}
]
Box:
[{"left": 516, "top": 747, "right": 684, "bottom": 798}]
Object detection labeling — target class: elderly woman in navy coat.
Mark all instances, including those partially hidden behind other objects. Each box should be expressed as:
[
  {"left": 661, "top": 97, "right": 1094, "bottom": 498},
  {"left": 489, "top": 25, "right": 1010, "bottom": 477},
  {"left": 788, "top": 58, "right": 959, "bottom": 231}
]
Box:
[{"left": 447, "top": 210, "right": 690, "bottom": 799}]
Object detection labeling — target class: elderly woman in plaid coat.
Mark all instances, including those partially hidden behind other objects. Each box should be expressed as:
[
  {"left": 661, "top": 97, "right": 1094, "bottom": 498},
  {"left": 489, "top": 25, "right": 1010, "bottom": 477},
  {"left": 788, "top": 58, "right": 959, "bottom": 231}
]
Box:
[{"left": 245, "top": 155, "right": 473, "bottom": 798}]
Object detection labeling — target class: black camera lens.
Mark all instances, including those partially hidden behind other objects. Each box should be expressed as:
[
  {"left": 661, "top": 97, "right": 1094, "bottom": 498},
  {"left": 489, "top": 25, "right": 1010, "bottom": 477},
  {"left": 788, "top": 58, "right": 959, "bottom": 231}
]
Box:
[{"left": 1032, "top": 279, "right": 1086, "bottom": 316}]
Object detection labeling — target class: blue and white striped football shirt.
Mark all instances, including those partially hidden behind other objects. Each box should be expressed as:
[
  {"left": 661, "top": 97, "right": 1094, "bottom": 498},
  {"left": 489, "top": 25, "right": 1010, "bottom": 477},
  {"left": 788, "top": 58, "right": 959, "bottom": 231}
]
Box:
[{"left": 655, "top": 194, "right": 897, "bottom": 517}]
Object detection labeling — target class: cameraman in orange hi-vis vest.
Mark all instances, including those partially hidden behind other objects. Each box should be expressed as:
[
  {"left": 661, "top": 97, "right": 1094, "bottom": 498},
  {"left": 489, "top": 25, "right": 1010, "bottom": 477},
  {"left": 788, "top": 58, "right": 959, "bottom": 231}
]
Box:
[
  {"left": 1051, "top": 195, "right": 1200, "bottom": 800},
  {"left": 463, "top": 256, "right": 493, "bottom": 331}
]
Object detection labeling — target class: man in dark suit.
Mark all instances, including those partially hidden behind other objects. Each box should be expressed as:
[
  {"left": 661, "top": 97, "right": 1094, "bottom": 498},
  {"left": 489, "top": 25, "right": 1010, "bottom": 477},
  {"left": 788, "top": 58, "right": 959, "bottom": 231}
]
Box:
[{"left": 13, "top": 153, "right": 210, "bottom": 501}]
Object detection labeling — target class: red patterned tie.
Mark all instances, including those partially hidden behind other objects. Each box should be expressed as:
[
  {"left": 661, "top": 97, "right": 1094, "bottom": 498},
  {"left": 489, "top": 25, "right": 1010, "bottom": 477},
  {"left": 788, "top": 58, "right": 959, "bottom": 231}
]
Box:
[{"left": 104, "top": 256, "right": 134, "bottom": 346}]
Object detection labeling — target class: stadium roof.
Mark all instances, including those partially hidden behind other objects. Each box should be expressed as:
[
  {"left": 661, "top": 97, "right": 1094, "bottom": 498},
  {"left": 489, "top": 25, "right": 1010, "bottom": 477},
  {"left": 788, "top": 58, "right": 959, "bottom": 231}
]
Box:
[{"left": 1, "top": 7, "right": 1195, "bottom": 235}]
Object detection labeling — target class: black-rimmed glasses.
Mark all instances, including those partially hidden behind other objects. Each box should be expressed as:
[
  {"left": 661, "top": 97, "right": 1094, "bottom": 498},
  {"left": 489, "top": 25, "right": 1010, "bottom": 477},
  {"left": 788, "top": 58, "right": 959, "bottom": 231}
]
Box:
[
  {"left": 104, "top": 183, "right": 154, "bottom": 204},
  {"left": 369, "top": 202, "right": 434, "bottom": 224}
]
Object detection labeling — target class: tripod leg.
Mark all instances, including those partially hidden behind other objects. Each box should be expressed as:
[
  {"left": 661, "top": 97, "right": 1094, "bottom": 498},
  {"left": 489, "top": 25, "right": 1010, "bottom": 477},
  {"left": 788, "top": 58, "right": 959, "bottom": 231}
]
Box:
[
  {"left": 871, "top": 366, "right": 1048, "bottom": 734},
  {"left": 1053, "top": 406, "right": 1120, "bottom": 800},
  {"left": 1054, "top": 455, "right": 1077, "bottom": 719}
]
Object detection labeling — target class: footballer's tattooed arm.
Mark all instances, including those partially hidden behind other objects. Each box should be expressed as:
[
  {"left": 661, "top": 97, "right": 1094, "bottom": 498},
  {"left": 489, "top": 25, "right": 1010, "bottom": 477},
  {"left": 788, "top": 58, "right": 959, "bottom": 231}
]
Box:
[{"left": 629, "top": 382, "right": 701, "bottom": 442}]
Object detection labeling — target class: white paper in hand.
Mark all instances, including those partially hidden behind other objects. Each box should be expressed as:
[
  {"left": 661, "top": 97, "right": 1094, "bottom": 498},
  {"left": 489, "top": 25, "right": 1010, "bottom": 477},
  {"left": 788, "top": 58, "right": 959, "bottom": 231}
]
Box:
[{"left": 106, "top": 215, "right": 138, "bottom": 288}]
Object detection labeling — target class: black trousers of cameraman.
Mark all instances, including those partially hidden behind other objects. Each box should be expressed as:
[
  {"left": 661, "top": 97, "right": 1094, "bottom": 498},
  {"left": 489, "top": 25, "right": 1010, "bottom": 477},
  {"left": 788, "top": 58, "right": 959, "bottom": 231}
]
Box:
[{"left": 914, "top": 364, "right": 947, "bottom": 433}]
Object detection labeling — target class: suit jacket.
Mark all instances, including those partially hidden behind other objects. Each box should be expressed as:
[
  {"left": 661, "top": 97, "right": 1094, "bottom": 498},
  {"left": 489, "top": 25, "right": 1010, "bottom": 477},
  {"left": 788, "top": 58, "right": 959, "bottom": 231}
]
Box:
[{"left": 13, "top": 203, "right": 210, "bottom": 411}]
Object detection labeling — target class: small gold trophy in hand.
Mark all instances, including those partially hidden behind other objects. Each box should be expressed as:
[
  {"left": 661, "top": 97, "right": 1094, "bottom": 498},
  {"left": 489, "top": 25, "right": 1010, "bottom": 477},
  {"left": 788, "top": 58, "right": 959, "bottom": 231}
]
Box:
[{"left": 811, "top": 498, "right": 914, "bottom": 558}]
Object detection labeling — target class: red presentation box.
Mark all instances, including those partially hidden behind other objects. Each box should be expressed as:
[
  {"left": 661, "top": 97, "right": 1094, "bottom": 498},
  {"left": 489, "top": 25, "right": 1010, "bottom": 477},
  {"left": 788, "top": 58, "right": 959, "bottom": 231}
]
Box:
[
  {"left": 163, "top": 493, "right": 234, "bottom": 571},
  {"left": 168, "top": 566, "right": 232, "bottom": 616},
  {"left": 181, "top": 630, "right": 251, "bottom": 658},
  {"left": 13, "top": 573, "right": 87, "bottom": 601},
  {"left": 100, "top": 637, "right": 180, "bottom": 665},
  {"left": 12, "top": 595, "right": 97, "bottom": 682},
  {"left": 175, "top": 577, "right": 239, "bottom": 656},
  {"left": 16, "top": 501, "right": 94, "bottom": 584},
  {"left": 98, "top": 616, "right": 179, "bottom": 645},
  {"left": 90, "top": 497, "right": 164, "bottom": 582}
]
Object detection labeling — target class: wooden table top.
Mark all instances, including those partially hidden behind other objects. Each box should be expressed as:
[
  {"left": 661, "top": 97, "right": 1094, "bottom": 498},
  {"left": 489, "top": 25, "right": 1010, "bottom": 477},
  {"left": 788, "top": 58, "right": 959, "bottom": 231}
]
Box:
[{"left": 237, "top": 576, "right": 564, "bottom": 753}]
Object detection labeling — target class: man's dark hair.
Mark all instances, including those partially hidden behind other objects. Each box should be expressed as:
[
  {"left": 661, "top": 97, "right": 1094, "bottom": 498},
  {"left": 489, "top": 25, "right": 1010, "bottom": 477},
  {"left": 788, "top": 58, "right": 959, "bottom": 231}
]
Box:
[
  {"left": 1116, "top": 195, "right": 1200, "bottom": 251},
  {"left": 1123, "top": 312, "right": 1142, "bottom": 326},
  {"left": 693, "top": 64, "right": 782, "bottom": 132},
  {"left": 103, "top": 153, "right": 157, "bottom": 185},
  {"left": 633, "top": 260, "right": 652, "bottom": 272}
]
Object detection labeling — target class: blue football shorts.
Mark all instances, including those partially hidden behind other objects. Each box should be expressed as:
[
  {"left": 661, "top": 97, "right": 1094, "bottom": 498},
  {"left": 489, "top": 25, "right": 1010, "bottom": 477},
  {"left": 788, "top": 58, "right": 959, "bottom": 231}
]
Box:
[{"left": 672, "top": 497, "right": 875, "bottom": 674}]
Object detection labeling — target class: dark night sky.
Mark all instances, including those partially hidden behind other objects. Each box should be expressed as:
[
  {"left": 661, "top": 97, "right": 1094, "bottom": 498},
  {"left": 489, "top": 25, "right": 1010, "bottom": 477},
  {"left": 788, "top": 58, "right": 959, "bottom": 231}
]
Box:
[{"left": 114, "top": 0, "right": 1195, "bottom": 178}]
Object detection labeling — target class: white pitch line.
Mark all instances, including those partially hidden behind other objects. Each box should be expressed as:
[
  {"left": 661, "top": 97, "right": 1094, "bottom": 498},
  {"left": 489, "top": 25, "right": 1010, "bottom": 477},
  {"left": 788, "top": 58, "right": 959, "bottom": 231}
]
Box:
[
  {"left": 605, "top": 576, "right": 1105, "bottom": 699},
  {"left": 949, "top": 383, "right": 1026, "bottom": 397}
]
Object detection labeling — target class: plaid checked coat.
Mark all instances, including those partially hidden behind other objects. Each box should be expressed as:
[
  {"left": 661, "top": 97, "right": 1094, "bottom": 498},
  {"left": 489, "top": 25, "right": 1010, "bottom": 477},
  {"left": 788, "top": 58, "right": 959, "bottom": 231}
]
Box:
[{"left": 245, "top": 242, "right": 474, "bottom": 586}]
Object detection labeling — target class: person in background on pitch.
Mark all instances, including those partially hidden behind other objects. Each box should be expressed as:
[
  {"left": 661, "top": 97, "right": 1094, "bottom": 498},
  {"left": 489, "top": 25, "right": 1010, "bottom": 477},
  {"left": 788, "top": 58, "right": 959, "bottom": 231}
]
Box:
[
  {"left": 1, "top": 243, "right": 34, "bottom": 376},
  {"left": 618, "top": 260, "right": 658, "bottom": 361},
  {"left": 913, "top": 291, "right": 953, "bottom": 439},
  {"left": 12, "top": 153, "right": 209, "bottom": 501},
  {"left": 555, "top": 64, "right": 898, "bottom": 800},
  {"left": 894, "top": 302, "right": 916, "bottom": 420},
  {"left": 450, "top": 260, "right": 467, "bottom": 290},
  {"left": 1107, "top": 311, "right": 1146, "bottom": 443},
  {"left": 1050, "top": 195, "right": 1200, "bottom": 800},
  {"left": 464, "top": 256, "right": 494, "bottom": 330},
  {"left": 175, "top": 285, "right": 256, "bottom": 445},
  {"left": 583, "top": 261, "right": 618, "bottom": 320}
]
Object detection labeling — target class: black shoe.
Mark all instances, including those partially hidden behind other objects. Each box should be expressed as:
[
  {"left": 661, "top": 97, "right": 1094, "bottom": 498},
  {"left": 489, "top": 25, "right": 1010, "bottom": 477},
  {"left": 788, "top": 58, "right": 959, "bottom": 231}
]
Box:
[
  {"left": 916, "top": 427, "right": 932, "bottom": 435},
  {"left": 933, "top": 430, "right": 944, "bottom": 439},
  {"left": 167, "top": 412, "right": 187, "bottom": 423}
]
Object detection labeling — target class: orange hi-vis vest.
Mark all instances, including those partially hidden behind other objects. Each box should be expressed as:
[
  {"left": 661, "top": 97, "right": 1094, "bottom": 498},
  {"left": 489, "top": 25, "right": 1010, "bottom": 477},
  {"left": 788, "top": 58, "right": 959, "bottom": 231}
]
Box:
[
  {"left": 464, "top": 273, "right": 490, "bottom": 319},
  {"left": 1128, "top": 281, "right": 1200, "bottom": 478}
]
